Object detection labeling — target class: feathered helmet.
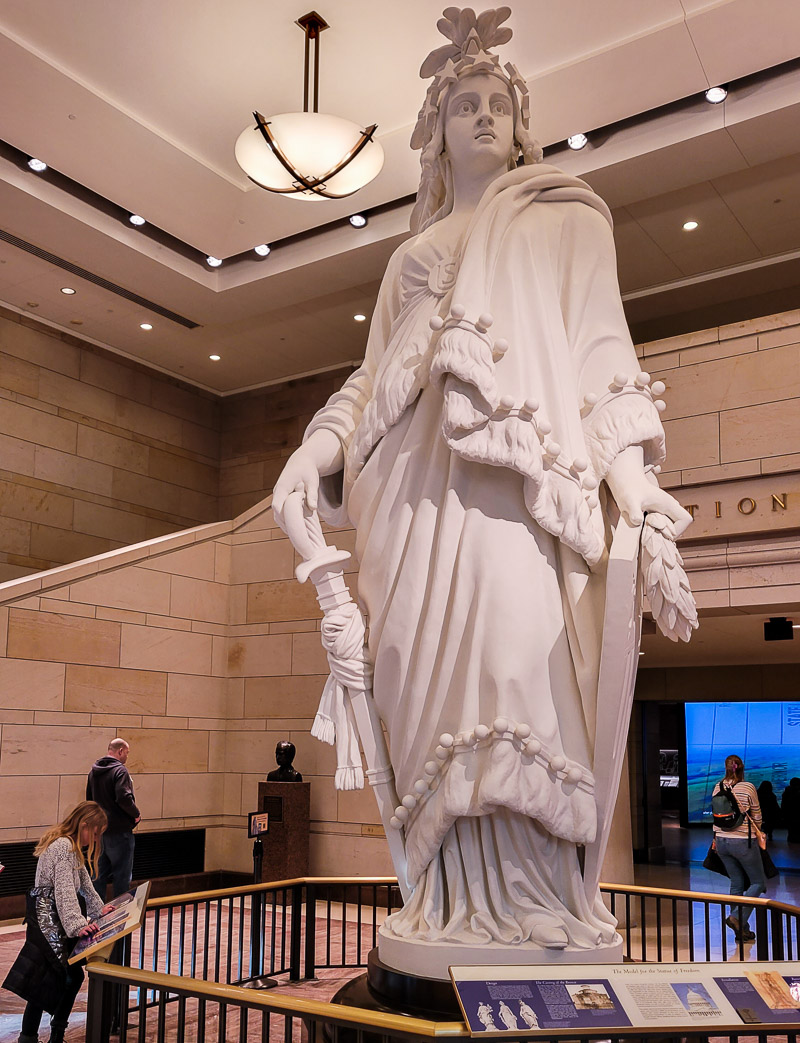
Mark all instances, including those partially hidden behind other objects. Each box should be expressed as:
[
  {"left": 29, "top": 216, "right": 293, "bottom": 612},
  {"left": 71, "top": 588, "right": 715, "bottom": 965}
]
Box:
[{"left": 409, "top": 7, "right": 542, "bottom": 232}]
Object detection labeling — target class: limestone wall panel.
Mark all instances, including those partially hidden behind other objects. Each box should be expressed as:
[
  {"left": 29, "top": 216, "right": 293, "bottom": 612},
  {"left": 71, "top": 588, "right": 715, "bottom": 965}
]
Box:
[
  {"left": 225, "top": 633, "right": 292, "bottom": 677},
  {"left": 0, "top": 318, "right": 80, "bottom": 377},
  {"left": 119, "top": 624, "right": 213, "bottom": 674},
  {"left": 0, "top": 775, "right": 60, "bottom": 828},
  {"left": 167, "top": 674, "right": 228, "bottom": 719},
  {"left": 720, "top": 398, "right": 800, "bottom": 463},
  {"left": 0, "top": 396, "right": 78, "bottom": 453},
  {"left": 123, "top": 728, "right": 210, "bottom": 774},
  {"left": 243, "top": 674, "right": 326, "bottom": 719},
  {"left": 162, "top": 772, "right": 223, "bottom": 818},
  {"left": 0, "top": 724, "right": 114, "bottom": 776},
  {"left": 231, "top": 538, "right": 294, "bottom": 585},
  {"left": 246, "top": 580, "right": 321, "bottom": 624},
  {"left": 70, "top": 567, "right": 172, "bottom": 615},
  {"left": 64, "top": 664, "right": 167, "bottom": 716},
  {"left": 75, "top": 427, "right": 150, "bottom": 475},
  {"left": 170, "top": 575, "right": 229, "bottom": 624},
  {"left": 7, "top": 609, "right": 120, "bottom": 666}
]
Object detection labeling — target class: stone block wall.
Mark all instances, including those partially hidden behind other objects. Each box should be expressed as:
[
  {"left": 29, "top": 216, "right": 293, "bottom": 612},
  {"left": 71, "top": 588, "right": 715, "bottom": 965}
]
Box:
[
  {"left": 218, "top": 365, "right": 357, "bottom": 521},
  {"left": 637, "top": 308, "right": 800, "bottom": 544},
  {"left": 0, "top": 499, "right": 394, "bottom": 879},
  {"left": 0, "top": 308, "right": 220, "bottom": 583}
]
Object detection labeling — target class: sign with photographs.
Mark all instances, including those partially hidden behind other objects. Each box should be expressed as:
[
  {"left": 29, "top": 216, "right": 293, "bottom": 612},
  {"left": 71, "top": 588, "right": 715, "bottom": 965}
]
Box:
[
  {"left": 450, "top": 961, "right": 800, "bottom": 1036},
  {"left": 69, "top": 881, "right": 150, "bottom": 964}
]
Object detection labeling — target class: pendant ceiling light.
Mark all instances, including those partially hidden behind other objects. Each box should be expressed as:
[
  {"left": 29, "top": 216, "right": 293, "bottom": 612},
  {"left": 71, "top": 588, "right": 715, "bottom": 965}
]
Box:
[{"left": 235, "top": 11, "right": 384, "bottom": 201}]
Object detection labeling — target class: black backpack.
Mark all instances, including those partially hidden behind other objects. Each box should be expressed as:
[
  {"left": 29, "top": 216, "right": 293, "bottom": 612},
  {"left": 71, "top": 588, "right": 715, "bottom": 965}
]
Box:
[{"left": 712, "top": 782, "right": 744, "bottom": 831}]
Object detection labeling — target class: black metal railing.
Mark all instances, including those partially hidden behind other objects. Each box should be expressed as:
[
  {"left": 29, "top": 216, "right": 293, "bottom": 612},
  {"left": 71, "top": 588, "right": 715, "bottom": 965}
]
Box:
[
  {"left": 85, "top": 876, "right": 800, "bottom": 1043},
  {"left": 602, "top": 881, "right": 800, "bottom": 963}
]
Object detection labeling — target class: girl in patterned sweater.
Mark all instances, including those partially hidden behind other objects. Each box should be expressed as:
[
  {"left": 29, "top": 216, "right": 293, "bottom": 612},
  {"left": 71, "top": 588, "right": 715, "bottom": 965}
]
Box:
[{"left": 3, "top": 802, "right": 110, "bottom": 1043}]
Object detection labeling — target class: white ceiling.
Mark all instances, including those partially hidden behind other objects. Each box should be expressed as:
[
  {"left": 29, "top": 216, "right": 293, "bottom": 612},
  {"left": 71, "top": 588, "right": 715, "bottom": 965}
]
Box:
[{"left": 1, "top": 0, "right": 800, "bottom": 393}]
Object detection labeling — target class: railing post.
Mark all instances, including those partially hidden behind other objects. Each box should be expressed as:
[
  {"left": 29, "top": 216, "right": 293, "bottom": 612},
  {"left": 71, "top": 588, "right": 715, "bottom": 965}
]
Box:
[
  {"left": 304, "top": 882, "right": 317, "bottom": 980},
  {"left": 85, "top": 970, "right": 115, "bottom": 1043},
  {"left": 755, "top": 904, "right": 769, "bottom": 960},
  {"left": 770, "top": 907, "right": 784, "bottom": 960},
  {"left": 250, "top": 889, "right": 263, "bottom": 979},
  {"left": 289, "top": 884, "right": 303, "bottom": 981}
]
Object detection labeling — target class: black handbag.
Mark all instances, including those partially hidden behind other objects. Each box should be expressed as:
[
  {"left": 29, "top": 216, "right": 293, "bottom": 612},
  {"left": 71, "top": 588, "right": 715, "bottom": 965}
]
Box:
[
  {"left": 761, "top": 847, "right": 779, "bottom": 880},
  {"left": 703, "top": 841, "right": 779, "bottom": 881},
  {"left": 703, "top": 843, "right": 728, "bottom": 876}
]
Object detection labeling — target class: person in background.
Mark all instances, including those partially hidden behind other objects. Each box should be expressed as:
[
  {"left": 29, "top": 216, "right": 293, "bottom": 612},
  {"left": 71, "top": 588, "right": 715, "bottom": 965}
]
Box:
[
  {"left": 757, "top": 780, "right": 781, "bottom": 840},
  {"left": 781, "top": 777, "right": 800, "bottom": 843},
  {"left": 86, "top": 738, "right": 140, "bottom": 898},
  {"left": 712, "top": 755, "right": 765, "bottom": 943},
  {"left": 2, "top": 802, "right": 111, "bottom": 1043}
]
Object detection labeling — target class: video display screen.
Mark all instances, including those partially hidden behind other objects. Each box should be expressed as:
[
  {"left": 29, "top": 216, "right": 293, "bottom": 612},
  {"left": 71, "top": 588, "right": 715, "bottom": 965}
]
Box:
[{"left": 685, "top": 702, "right": 800, "bottom": 823}]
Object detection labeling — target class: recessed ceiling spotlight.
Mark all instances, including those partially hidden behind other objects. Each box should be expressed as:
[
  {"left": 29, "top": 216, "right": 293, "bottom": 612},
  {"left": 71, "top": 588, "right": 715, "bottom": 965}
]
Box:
[
  {"left": 139, "top": 322, "right": 153, "bottom": 331},
  {"left": 349, "top": 214, "right": 367, "bottom": 228},
  {"left": 129, "top": 214, "right": 146, "bottom": 227},
  {"left": 27, "top": 157, "right": 48, "bottom": 172},
  {"left": 253, "top": 243, "right": 271, "bottom": 257},
  {"left": 567, "top": 133, "right": 588, "bottom": 151},
  {"left": 209, "top": 354, "right": 221, "bottom": 361},
  {"left": 353, "top": 313, "right": 367, "bottom": 322},
  {"left": 206, "top": 256, "right": 222, "bottom": 267},
  {"left": 683, "top": 220, "right": 699, "bottom": 231},
  {"left": 60, "top": 287, "right": 76, "bottom": 295},
  {"left": 705, "top": 86, "right": 728, "bottom": 104}
]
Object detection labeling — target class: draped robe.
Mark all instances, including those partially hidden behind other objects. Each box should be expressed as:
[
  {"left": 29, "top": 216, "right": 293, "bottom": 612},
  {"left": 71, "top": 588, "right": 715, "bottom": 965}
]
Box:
[{"left": 306, "top": 165, "right": 665, "bottom": 946}]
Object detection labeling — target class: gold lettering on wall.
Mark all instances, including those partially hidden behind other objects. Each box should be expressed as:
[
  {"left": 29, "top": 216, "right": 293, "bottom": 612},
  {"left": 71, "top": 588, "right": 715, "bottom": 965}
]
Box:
[
  {"left": 676, "top": 481, "right": 796, "bottom": 539},
  {"left": 738, "top": 497, "right": 757, "bottom": 515},
  {"left": 772, "top": 493, "right": 788, "bottom": 511}
]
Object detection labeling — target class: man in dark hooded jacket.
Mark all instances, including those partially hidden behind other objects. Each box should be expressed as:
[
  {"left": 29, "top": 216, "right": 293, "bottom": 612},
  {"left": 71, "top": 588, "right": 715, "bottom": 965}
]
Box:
[{"left": 86, "top": 738, "right": 140, "bottom": 897}]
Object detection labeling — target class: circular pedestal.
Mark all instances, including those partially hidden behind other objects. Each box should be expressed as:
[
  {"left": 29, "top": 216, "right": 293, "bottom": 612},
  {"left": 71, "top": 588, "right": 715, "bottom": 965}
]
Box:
[
  {"left": 327, "top": 954, "right": 458, "bottom": 1043},
  {"left": 365, "top": 948, "right": 461, "bottom": 1016},
  {"left": 379, "top": 927, "right": 625, "bottom": 982}
]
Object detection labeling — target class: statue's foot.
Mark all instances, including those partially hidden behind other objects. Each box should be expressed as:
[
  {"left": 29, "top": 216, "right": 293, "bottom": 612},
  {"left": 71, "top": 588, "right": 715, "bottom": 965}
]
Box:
[{"left": 530, "top": 924, "right": 569, "bottom": 949}]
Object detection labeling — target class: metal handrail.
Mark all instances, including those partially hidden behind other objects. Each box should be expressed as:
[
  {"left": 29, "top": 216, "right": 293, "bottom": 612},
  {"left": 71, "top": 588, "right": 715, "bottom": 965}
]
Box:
[
  {"left": 145, "top": 875, "right": 398, "bottom": 907},
  {"left": 87, "top": 962, "right": 467, "bottom": 1038},
  {"left": 144, "top": 873, "right": 800, "bottom": 919},
  {"left": 600, "top": 880, "right": 800, "bottom": 916}
]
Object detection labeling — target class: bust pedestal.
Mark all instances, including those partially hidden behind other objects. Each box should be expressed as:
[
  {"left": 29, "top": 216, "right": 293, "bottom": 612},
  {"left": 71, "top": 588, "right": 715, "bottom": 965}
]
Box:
[{"left": 256, "top": 781, "right": 311, "bottom": 882}]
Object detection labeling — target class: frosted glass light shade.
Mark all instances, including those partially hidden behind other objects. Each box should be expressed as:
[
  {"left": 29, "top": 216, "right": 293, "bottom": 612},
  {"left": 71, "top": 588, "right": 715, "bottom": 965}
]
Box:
[{"left": 235, "top": 111, "right": 384, "bottom": 201}]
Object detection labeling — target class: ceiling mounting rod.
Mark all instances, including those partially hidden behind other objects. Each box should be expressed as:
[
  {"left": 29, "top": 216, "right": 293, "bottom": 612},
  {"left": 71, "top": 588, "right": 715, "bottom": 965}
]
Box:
[{"left": 296, "top": 11, "right": 329, "bottom": 113}]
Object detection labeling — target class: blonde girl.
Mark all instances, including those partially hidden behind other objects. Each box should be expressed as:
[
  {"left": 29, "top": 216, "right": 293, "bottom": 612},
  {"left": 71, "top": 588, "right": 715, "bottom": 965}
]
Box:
[{"left": 3, "top": 801, "right": 110, "bottom": 1043}]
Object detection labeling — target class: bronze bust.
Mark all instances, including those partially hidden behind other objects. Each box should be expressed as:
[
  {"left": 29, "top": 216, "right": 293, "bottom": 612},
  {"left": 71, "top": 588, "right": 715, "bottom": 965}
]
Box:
[{"left": 267, "top": 740, "right": 303, "bottom": 782}]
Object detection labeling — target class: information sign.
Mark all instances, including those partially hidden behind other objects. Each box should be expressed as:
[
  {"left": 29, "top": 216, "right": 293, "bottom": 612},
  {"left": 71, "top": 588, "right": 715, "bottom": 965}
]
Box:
[
  {"left": 248, "top": 811, "right": 270, "bottom": 837},
  {"left": 69, "top": 880, "right": 150, "bottom": 964},
  {"left": 450, "top": 961, "right": 800, "bottom": 1036}
]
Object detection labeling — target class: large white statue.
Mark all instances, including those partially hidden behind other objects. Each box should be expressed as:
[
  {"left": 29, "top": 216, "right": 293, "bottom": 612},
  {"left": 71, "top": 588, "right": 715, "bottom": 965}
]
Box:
[{"left": 273, "top": 6, "right": 696, "bottom": 977}]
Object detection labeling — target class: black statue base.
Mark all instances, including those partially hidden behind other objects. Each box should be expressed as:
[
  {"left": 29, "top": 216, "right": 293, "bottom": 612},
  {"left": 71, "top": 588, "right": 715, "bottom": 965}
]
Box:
[{"left": 331, "top": 949, "right": 460, "bottom": 1021}]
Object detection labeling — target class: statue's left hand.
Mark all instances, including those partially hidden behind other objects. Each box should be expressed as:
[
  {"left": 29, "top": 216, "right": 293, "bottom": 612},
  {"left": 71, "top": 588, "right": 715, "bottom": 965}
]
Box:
[{"left": 605, "top": 446, "right": 692, "bottom": 539}]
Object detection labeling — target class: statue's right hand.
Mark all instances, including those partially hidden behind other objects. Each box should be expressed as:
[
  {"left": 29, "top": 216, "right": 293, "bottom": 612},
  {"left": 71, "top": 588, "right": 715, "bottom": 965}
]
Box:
[{"left": 272, "top": 447, "right": 321, "bottom": 525}]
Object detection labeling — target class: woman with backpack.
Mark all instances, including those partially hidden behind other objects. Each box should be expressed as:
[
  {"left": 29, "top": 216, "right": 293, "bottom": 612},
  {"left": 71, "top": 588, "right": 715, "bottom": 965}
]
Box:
[
  {"left": 711, "top": 755, "right": 766, "bottom": 942},
  {"left": 3, "top": 801, "right": 111, "bottom": 1043}
]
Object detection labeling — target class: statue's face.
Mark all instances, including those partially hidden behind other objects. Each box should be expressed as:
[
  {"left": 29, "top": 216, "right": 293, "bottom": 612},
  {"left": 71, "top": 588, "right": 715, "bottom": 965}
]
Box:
[{"left": 443, "top": 72, "right": 514, "bottom": 175}]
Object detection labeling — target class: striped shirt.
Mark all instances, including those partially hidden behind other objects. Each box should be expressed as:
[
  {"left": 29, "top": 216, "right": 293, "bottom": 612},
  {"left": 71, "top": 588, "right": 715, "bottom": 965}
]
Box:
[{"left": 712, "top": 780, "right": 762, "bottom": 838}]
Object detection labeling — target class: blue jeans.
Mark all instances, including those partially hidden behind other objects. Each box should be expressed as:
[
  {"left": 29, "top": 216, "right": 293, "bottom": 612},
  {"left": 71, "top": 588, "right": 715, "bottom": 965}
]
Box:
[
  {"left": 94, "top": 831, "right": 135, "bottom": 899},
  {"left": 715, "top": 834, "right": 766, "bottom": 927}
]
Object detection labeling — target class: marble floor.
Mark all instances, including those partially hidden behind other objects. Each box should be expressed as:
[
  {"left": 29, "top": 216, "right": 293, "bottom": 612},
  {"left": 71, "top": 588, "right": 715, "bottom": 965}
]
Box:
[{"left": 2, "top": 857, "right": 799, "bottom": 1043}]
